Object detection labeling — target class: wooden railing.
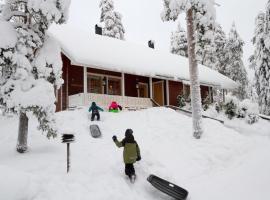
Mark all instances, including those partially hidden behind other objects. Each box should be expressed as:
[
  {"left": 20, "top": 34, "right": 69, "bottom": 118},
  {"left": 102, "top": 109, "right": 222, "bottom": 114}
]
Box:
[
  {"left": 69, "top": 93, "right": 153, "bottom": 110},
  {"left": 165, "top": 105, "right": 224, "bottom": 124}
]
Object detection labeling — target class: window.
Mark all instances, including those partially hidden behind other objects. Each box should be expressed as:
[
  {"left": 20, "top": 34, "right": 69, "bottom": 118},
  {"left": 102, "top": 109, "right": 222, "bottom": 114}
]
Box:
[
  {"left": 87, "top": 74, "right": 103, "bottom": 94},
  {"left": 107, "top": 77, "right": 121, "bottom": 96}
]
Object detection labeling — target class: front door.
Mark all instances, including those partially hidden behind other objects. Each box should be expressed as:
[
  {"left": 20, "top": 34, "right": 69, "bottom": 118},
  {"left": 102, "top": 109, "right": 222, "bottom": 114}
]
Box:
[
  {"left": 153, "top": 81, "right": 164, "bottom": 106},
  {"left": 138, "top": 83, "right": 148, "bottom": 98}
]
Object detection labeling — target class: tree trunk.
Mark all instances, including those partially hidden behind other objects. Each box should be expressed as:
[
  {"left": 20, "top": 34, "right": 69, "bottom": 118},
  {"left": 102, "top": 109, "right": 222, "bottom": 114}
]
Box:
[
  {"left": 17, "top": 112, "right": 29, "bottom": 153},
  {"left": 186, "top": 9, "right": 203, "bottom": 139}
]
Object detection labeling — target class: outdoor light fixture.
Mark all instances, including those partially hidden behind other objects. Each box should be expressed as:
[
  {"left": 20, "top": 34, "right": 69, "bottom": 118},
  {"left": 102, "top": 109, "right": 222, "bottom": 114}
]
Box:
[
  {"left": 102, "top": 77, "right": 106, "bottom": 86},
  {"left": 62, "top": 134, "right": 75, "bottom": 173},
  {"left": 136, "top": 78, "right": 139, "bottom": 89}
]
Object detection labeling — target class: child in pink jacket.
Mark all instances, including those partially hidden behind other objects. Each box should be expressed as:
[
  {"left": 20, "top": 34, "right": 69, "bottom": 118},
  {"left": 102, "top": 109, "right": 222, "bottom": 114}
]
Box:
[{"left": 109, "top": 101, "right": 122, "bottom": 112}]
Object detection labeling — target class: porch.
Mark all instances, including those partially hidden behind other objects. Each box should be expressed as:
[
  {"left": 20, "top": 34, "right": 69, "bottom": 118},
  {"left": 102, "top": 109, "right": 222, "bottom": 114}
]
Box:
[{"left": 69, "top": 93, "right": 153, "bottom": 110}]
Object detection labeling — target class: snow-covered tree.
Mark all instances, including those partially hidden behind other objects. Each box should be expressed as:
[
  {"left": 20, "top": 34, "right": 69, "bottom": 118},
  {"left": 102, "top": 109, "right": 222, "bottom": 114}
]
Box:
[
  {"left": 0, "top": 0, "right": 70, "bottom": 153},
  {"left": 250, "top": 4, "right": 270, "bottom": 115},
  {"left": 224, "top": 23, "right": 248, "bottom": 100},
  {"left": 214, "top": 24, "right": 227, "bottom": 74},
  {"left": 170, "top": 22, "right": 188, "bottom": 57},
  {"left": 161, "top": 0, "right": 216, "bottom": 139},
  {"left": 99, "top": 0, "right": 125, "bottom": 40}
]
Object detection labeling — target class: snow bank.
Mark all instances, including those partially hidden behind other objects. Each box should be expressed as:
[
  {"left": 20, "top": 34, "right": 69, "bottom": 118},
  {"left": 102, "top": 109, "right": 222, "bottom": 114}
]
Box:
[
  {"left": 0, "top": 107, "right": 269, "bottom": 200},
  {"left": 0, "top": 19, "right": 17, "bottom": 48},
  {"left": 0, "top": 165, "right": 31, "bottom": 200},
  {"left": 49, "top": 25, "right": 237, "bottom": 89}
]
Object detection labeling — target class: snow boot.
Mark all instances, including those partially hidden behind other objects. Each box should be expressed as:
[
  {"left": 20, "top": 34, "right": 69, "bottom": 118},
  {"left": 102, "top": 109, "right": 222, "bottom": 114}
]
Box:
[{"left": 130, "top": 174, "right": 136, "bottom": 183}]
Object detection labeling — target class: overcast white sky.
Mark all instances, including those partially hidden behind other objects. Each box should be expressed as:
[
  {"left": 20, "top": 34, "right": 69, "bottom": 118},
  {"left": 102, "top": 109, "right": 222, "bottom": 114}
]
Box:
[{"left": 67, "top": 0, "right": 266, "bottom": 78}]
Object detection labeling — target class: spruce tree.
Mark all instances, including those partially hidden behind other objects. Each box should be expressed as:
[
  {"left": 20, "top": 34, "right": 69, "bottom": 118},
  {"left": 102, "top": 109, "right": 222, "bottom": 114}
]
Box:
[
  {"left": 170, "top": 22, "right": 188, "bottom": 57},
  {"left": 250, "top": 2, "right": 270, "bottom": 115},
  {"left": 99, "top": 0, "right": 125, "bottom": 40},
  {"left": 170, "top": 21, "right": 227, "bottom": 72},
  {"left": 0, "top": 0, "right": 70, "bottom": 153},
  {"left": 213, "top": 24, "right": 227, "bottom": 73},
  {"left": 224, "top": 23, "right": 248, "bottom": 100}
]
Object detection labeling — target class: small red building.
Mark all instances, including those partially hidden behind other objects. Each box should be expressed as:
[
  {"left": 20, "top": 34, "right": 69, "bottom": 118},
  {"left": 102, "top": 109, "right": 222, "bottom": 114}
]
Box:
[{"left": 51, "top": 26, "right": 237, "bottom": 111}]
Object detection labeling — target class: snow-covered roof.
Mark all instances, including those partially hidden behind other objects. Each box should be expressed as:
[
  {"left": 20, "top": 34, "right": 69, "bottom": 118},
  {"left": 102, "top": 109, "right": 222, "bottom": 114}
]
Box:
[{"left": 49, "top": 25, "right": 238, "bottom": 89}]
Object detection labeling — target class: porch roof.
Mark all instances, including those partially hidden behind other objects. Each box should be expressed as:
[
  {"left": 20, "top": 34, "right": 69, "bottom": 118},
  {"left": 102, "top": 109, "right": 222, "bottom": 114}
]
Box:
[{"left": 49, "top": 25, "right": 238, "bottom": 89}]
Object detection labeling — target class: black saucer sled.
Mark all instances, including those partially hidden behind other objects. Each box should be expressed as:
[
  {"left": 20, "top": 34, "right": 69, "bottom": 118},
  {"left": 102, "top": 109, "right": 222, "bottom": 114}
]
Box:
[{"left": 147, "top": 174, "right": 188, "bottom": 200}]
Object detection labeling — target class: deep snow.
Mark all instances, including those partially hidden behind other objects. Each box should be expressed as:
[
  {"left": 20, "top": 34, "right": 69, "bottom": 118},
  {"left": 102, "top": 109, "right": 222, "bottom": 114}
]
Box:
[{"left": 0, "top": 107, "right": 270, "bottom": 200}]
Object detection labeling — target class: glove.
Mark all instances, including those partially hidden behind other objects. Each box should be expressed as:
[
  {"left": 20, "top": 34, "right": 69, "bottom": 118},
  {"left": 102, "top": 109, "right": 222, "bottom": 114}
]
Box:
[
  {"left": 136, "top": 155, "right": 141, "bottom": 161},
  {"left": 112, "top": 135, "right": 117, "bottom": 141}
]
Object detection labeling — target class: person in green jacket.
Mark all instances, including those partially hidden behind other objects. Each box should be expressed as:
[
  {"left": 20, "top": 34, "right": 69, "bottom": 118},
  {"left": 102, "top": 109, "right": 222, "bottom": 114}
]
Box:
[
  {"left": 88, "top": 102, "right": 104, "bottom": 121},
  {"left": 112, "top": 129, "right": 141, "bottom": 181}
]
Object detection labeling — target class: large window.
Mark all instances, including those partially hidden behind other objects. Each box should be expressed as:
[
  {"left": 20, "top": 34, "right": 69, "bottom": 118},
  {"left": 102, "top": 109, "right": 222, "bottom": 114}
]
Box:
[
  {"left": 87, "top": 74, "right": 103, "bottom": 94},
  {"left": 87, "top": 74, "right": 121, "bottom": 96},
  {"left": 108, "top": 77, "right": 121, "bottom": 96}
]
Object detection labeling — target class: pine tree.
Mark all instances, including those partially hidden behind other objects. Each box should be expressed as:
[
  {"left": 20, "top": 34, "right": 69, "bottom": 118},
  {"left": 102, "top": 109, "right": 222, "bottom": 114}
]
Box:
[
  {"left": 161, "top": 0, "right": 216, "bottom": 139},
  {"left": 99, "top": 0, "right": 125, "bottom": 40},
  {"left": 250, "top": 2, "right": 270, "bottom": 115},
  {"left": 0, "top": 0, "right": 70, "bottom": 153},
  {"left": 224, "top": 23, "right": 248, "bottom": 100},
  {"left": 201, "top": 37, "right": 216, "bottom": 70},
  {"left": 214, "top": 24, "right": 227, "bottom": 74},
  {"left": 170, "top": 22, "right": 188, "bottom": 57}
]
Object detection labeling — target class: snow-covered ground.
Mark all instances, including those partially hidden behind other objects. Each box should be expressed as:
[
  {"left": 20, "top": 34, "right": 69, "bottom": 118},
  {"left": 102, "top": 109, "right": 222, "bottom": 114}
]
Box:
[{"left": 0, "top": 107, "right": 270, "bottom": 200}]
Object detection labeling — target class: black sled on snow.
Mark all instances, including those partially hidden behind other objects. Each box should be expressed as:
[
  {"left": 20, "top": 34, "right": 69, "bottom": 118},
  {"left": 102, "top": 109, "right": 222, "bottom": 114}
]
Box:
[
  {"left": 89, "top": 124, "right": 102, "bottom": 138},
  {"left": 147, "top": 174, "right": 188, "bottom": 200}
]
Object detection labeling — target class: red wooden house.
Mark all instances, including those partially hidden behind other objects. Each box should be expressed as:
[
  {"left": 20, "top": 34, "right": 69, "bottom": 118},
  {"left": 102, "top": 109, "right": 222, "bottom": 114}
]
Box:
[{"left": 50, "top": 25, "right": 237, "bottom": 111}]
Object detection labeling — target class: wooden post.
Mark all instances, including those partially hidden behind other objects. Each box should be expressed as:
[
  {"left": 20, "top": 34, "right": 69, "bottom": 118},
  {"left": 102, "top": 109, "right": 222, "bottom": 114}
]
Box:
[
  {"left": 166, "top": 80, "right": 170, "bottom": 105},
  {"left": 121, "top": 72, "right": 125, "bottom": 96},
  {"left": 149, "top": 77, "right": 153, "bottom": 99},
  {"left": 67, "top": 143, "right": 70, "bottom": 173},
  {"left": 83, "top": 67, "right": 87, "bottom": 105}
]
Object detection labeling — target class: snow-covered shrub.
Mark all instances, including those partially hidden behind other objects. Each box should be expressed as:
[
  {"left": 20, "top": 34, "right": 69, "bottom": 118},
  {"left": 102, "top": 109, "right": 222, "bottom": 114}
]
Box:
[
  {"left": 177, "top": 94, "right": 186, "bottom": 108},
  {"left": 246, "top": 114, "right": 259, "bottom": 125},
  {"left": 238, "top": 99, "right": 260, "bottom": 124},
  {"left": 215, "top": 102, "right": 223, "bottom": 113},
  {"left": 224, "top": 95, "right": 239, "bottom": 119},
  {"left": 204, "top": 104, "right": 219, "bottom": 118}
]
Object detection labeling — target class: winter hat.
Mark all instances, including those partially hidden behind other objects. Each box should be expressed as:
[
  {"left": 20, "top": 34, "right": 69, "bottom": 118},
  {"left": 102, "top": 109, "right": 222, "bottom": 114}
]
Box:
[{"left": 125, "top": 129, "right": 133, "bottom": 137}]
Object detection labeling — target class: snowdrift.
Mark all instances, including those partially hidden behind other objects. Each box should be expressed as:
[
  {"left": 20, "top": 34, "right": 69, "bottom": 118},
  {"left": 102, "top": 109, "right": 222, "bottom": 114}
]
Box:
[{"left": 0, "top": 107, "right": 269, "bottom": 200}]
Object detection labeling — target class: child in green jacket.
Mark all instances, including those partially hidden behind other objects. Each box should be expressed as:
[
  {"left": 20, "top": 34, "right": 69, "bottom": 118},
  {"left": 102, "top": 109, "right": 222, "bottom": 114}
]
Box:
[{"left": 112, "top": 129, "right": 141, "bottom": 182}]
